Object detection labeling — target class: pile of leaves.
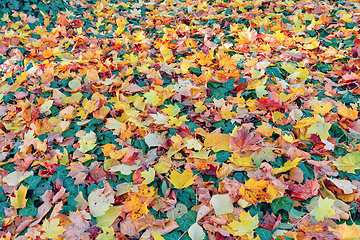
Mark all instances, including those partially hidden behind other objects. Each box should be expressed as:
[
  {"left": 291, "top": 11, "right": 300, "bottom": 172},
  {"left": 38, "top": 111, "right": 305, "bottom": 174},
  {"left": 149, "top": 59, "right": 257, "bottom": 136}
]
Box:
[{"left": 1, "top": 0, "right": 360, "bottom": 239}]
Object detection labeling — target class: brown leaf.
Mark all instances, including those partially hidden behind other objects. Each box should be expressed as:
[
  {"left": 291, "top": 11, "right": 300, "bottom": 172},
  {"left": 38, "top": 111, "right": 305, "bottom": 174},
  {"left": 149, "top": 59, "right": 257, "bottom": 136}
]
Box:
[
  {"left": 62, "top": 211, "right": 90, "bottom": 239},
  {"left": 287, "top": 179, "right": 320, "bottom": 201},
  {"left": 120, "top": 215, "right": 140, "bottom": 239},
  {"left": 229, "top": 128, "right": 263, "bottom": 153},
  {"left": 259, "top": 212, "right": 281, "bottom": 231},
  {"left": 67, "top": 162, "right": 90, "bottom": 185}
]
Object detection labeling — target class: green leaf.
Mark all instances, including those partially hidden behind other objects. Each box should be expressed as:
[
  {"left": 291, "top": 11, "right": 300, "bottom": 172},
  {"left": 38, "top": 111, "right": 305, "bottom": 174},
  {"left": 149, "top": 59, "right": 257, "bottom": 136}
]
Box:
[
  {"left": 176, "top": 210, "right": 197, "bottom": 232},
  {"left": 49, "top": 165, "right": 69, "bottom": 182},
  {"left": 24, "top": 175, "right": 42, "bottom": 190},
  {"left": 215, "top": 151, "right": 231, "bottom": 163},
  {"left": 162, "top": 231, "right": 182, "bottom": 240},
  {"left": 299, "top": 161, "right": 314, "bottom": 180},
  {"left": 289, "top": 208, "right": 306, "bottom": 219},
  {"left": 189, "top": 67, "right": 202, "bottom": 77},
  {"left": 19, "top": 203, "right": 38, "bottom": 218},
  {"left": 256, "top": 228, "right": 272, "bottom": 240},
  {"left": 270, "top": 196, "right": 295, "bottom": 214}
]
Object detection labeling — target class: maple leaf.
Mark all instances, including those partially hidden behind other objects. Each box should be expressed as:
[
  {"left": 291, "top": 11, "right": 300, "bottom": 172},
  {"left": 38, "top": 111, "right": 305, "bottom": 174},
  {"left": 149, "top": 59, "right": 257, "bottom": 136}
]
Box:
[
  {"left": 337, "top": 102, "right": 358, "bottom": 120},
  {"left": 289, "top": 215, "right": 337, "bottom": 240},
  {"left": 310, "top": 197, "right": 336, "bottom": 221},
  {"left": 332, "top": 151, "right": 360, "bottom": 174},
  {"left": 162, "top": 104, "right": 181, "bottom": 117},
  {"left": 306, "top": 119, "right": 331, "bottom": 140},
  {"left": 229, "top": 128, "right": 263, "bottom": 153},
  {"left": 288, "top": 178, "right": 320, "bottom": 201},
  {"left": 223, "top": 211, "right": 259, "bottom": 238},
  {"left": 168, "top": 168, "right": 197, "bottom": 189},
  {"left": 332, "top": 223, "right": 360, "bottom": 239},
  {"left": 40, "top": 218, "right": 66, "bottom": 239},
  {"left": 239, "top": 178, "right": 270, "bottom": 205}
]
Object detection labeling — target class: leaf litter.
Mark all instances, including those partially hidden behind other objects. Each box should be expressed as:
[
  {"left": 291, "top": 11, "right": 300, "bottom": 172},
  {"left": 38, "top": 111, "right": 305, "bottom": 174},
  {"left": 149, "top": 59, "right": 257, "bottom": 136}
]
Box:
[{"left": 1, "top": 0, "right": 360, "bottom": 239}]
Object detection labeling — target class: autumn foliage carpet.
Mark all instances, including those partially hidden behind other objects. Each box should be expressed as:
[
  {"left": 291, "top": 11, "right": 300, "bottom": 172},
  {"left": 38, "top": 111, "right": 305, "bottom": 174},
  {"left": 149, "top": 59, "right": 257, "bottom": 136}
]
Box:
[{"left": 1, "top": 0, "right": 360, "bottom": 239}]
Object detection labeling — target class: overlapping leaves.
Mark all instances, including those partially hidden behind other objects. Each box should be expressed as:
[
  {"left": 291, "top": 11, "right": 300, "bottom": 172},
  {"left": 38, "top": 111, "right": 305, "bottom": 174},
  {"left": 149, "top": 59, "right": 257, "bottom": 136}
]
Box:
[{"left": 1, "top": 0, "right": 360, "bottom": 239}]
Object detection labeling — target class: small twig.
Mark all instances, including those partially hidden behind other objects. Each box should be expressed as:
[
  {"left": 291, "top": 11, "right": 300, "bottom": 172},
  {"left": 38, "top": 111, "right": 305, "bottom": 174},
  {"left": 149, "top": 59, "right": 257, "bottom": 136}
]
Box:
[
  {"left": 291, "top": 213, "right": 311, "bottom": 231},
  {"left": 177, "top": 228, "right": 189, "bottom": 240}
]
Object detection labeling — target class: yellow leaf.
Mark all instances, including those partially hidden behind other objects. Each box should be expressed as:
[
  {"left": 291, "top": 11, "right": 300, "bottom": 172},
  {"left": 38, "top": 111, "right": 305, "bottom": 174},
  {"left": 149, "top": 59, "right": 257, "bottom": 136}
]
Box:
[
  {"left": 169, "top": 115, "right": 188, "bottom": 126},
  {"left": 105, "top": 118, "right": 123, "bottom": 135},
  {"left": 333, "top": 223, "right": 360, "bottom": 239},
  {"left": 288, "top": 68, "right": 310, "bottom": 81},
  {"left": 153, "top": 232, "right": 165, "bottom": 240},
  {"left": 166, "top": 203, "right": 188, "bottom": 219},
  {"left": 310, "top": 197, "right": 336, "bottom": 221},
  {"left": 60, "top": 148, "right": 69, "bottom": 165},
  {"left": 303, "top": 39, "right": 320, "bottom": 50},
  {"left": 341, "top": 12, "right": 352, "bottom": 23},
  {"left": 228, "top": 154, "right": 254, "bottom": 169},
  {"left": 239, "top": 178, "right": 271, "bottom": 204},
  {"left": 144, "top": 90, "right": 161, "bottom": 106},
  {"left": 194, "top": 100, "right": 207, "bottom": 114},
  {"left": 84, "top": 68, "right": 100, "bottom": 83},
  {"left": 41, "top": 218, "right": 66, "bottom": 239},
  {"left": 337, "top": 103, "right": 358, "bottom": 120},
  {"left": 154, "top": 161, "right": 172, "bottom": 174},
  {"left": 78, "top": 131, "right": 97, "bottom": 153},
  {"left": 255, "top": 85, "right": 267, "bottom": 98},
  {"left": 281, "top": 63, "right": 296, "bottom": 73},
  {"left": 162, "top": 104, "right": 181, "bottom": 117},
  {"left": 160, "top": 45, "right": 173, "bottom": 62},
  {"left": 75, "top": 191, "right": 88, "bottom": 210},
  {"left": 272, "top": 111, "right": 285, "bottom": 123},
  {"left": 3, "top": 171, "right": 33, "bottom": 186},
  {"left": 203, "top": 133, "right": 230, "bottom": 152},
  {"left": 273, "top": 30, "right": 286, "bottom": 43},
  {"left": 1, "top": 13, "right": 9, "bottom": 22},
  {"left": 294, "top": 117, "right": 316, "bottom": 128},
  {"left": 168, "top": 168, "right": 196, "bottom": 189},
  {"left": 115, "top": 18, "right": 127, "bottom": 36},
  {"left": 97, "top": 205, "right": 122, "bottom": 228},
  {"left": 282, "top": 132, "right": 298, "bottom": 143},
  {"left": 313, "top": 101, "right": 332, "bottom": 116},
  {"left": 180, "top": 61, "right": 191, "bottom": 74},
  {"left": 306, "top": 120, "right": 331, "bottom": 140},
  {"left": 184, "top": 138, "right": 202, "bottom": 151},
  {"left": 96, "top": 227, "right": 115, "bottom": 240},
  {"left": 273, "top": 158, "right": 302, "bottom": 174},
  {"left": 223, "top": 211, "right": 259, "bottom": 238},
  {"left": 141, "top": 168, "right": 155, "bottom": 185},
  {"left": 10, "top": 185, "right": 28, "bottom": 209},
  {"left": 333, "top": 151, "right": 360, "bottom": 174},
  {"left": 133, "top": 30, "right": 146, "bottom": 42}
]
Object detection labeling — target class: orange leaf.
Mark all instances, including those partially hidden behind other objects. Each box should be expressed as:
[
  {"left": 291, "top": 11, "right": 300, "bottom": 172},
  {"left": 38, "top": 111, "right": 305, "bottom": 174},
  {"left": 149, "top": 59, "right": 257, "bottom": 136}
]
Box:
[{"left": 32, "top": 119, "right": 52, "bottom": 136}]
